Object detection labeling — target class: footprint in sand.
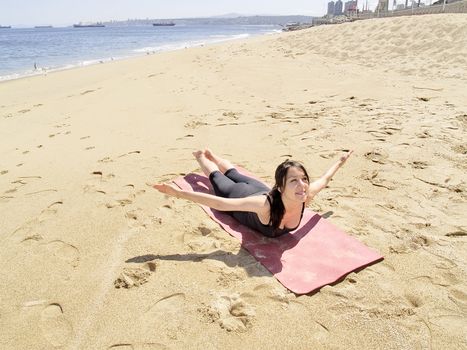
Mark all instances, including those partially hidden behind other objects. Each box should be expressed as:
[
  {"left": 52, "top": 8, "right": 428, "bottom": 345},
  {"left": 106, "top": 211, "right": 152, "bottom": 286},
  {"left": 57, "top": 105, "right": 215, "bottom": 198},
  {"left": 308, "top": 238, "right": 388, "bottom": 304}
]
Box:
[
  {"left": 360, "top": 170, "right": 396, "bottom": 190},
  {"left": 416, "top": 130, "right": 431, "bottom": 138},
  {"left": 201, "top": 292, "right": 255, "bottom": 332},
  {"left": 448, "top": 288, "right": 467, "bottom": 308},
  {"left": 39, "top": 303, "right": 73, "bottom": 348},
  {"left": 318, "top": 151, "right": 339, "bottom": 159},
  {"left": 114, "top": 262, "right": 156, "bottom": 289},
  {"left": 252, "top": 283, "right": 305, "bottom": 311},
  {"left": 404, "top": 293, "right": 424, "bottom": 308},
  {"left": 20, "top": 233, "right": 44, "bottom": 246},
  {"left": 183, "top": 226, "right": 222, "bottom": 251},
  {"left": 117, "top": 150, "right": 141, "bottom": 158},
  {"left": 125, "top": 209, "right": 139, "bottom": 221},
  {"left": 221, "top": 111, "right": 240, "bottom": 120},
  {"left": 98, "top": 156, "right": 113, "bottom": 163},
  {"left": 176, "top": 134, "right": 194, "bottom": 140},
  {"left": 145, "top": 204, "right": 173, "bottom": 224},
  {"left": 38, "top": 201, "right": 63, "bottom": 220},
  {"left": 145, "top": 293, "right": 185, "bottom": 317},
  {"left": 408, "top": 234, "right": 432, "bottom": 250},
  {"left": 364, "top": 148, "right": 389, "bottom": 164},
  {"left": 3, "top": 187, "right": 17, "bottom": 194},
  {"left": 452, "top": 143, "right": 467, "bottom": 155},
  {"left": 109, "top": 184, "right": 143, "bottom": 209},
  {"left": 18, "top": 236, "right": 79, "bottom": 269},
  {"left": 80, "top": 89, "right": 98, "bottom": 95},
  {"left": 410, "top": 160, "right": 429, "bottom": 169},
  {"left": 11, "top": 201, "right": 62, "bottom": 242},
  {"left": 89, "top": 170, "right": 115, "bottom": 179},
  {"left": 215, "top": 267, "right": 245, "bottom": 288},
  {"left": 46, "top": 240, "right": 80, "bottom": 267},
  {"left": 184, "top": 118, "right": 208, "bottom": 129},
  {"left": 52, "top": 123, "right": 67, "bottom": 129},
  {"left": 12, "top": 176, "right": 42, "bottom": 187},
  {"left": 125, "top": 207, "right": 149, "bottom": 230},
  {"left": 445, "top": 229, "right": 467, "bottom": 238},
  {"left": 389, "top": 234, "right": 431, "bottom": 254}
]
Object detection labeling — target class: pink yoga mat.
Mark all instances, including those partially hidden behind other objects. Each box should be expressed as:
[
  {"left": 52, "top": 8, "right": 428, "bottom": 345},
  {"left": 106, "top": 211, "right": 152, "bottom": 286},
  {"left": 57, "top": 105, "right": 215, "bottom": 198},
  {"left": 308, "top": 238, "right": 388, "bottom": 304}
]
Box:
[{"left": 173, "top": 170, "right": 383, "bottom": 294}]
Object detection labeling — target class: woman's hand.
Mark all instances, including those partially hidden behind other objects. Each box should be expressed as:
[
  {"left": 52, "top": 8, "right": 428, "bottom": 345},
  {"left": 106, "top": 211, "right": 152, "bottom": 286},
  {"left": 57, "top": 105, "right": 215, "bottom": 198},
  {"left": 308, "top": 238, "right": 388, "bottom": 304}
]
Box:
[
  {"left": 339, "top": 150, "right": 354, "bottom": 165},
  {"left": 153, "top": 183, "right": 181, "bottom": 198}
]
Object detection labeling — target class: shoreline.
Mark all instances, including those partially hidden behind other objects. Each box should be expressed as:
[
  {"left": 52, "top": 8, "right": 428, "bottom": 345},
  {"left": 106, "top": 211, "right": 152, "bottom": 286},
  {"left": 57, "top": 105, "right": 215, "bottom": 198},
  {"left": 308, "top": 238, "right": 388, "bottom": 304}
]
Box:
[{"left": 0, "top": 25, "right": 281, "bottom": 83}]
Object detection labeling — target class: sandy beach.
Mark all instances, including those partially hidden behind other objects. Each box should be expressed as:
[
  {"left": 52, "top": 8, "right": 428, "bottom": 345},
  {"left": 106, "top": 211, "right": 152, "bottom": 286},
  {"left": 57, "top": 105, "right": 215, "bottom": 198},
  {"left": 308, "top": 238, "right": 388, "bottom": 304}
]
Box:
[{"left": 1, "top": 13, "right": 466, "bottom": 349}]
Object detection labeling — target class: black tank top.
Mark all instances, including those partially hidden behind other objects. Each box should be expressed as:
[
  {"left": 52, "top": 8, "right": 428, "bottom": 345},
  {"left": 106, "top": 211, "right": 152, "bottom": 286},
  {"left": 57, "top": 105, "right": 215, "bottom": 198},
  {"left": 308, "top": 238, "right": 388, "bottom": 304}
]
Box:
[{"left": 231, "top": 193, "right": 305, "bottom": 238}]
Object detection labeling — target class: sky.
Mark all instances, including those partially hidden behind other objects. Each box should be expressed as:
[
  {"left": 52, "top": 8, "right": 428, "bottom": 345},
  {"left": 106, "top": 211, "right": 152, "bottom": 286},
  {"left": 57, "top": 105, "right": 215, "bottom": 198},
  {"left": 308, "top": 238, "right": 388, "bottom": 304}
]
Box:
[{"left": 0, "top": 0, "right": 381, "bottom": 27}]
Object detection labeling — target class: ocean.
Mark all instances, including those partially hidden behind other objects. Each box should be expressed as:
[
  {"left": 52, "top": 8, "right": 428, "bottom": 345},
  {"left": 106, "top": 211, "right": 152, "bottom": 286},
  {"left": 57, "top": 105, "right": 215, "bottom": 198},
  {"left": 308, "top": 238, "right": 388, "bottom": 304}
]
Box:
[{"left": 0, "top": 24, "right": 281, "bottom": 81}]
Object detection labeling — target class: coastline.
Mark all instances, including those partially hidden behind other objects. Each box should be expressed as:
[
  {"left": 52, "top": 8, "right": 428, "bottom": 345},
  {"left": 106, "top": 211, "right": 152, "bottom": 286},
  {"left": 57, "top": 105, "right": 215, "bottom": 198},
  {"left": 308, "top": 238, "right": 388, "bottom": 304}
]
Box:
[
  {"left": 0, "top": 25, "right": 280, "bottom": 83},
  {"left": 1, "top": 13, "right": 466, "bottom": 349}
]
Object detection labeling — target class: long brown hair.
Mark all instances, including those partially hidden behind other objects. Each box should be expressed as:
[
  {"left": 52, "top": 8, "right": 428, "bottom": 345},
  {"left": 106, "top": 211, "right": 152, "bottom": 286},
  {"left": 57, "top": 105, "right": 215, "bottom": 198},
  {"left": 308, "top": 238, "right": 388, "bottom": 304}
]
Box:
[{"left": 269, "top": 160, "right": 309, "bottom": 229}]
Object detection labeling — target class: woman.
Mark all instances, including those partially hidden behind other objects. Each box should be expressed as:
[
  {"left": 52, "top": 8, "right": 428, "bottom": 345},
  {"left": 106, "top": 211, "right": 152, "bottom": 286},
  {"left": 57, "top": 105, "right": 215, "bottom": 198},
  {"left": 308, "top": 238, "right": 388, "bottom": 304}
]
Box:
[{"left": 153, "top": 149, "right": 353, "bottom": 237}]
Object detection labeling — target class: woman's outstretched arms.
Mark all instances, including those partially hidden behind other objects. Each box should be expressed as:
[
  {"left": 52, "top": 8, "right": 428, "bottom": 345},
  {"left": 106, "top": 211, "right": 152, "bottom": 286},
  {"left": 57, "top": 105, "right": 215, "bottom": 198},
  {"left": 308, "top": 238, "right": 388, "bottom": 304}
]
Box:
[
  {"left": 153, "top": 183, "right": 267, "bottom": 213},
  {"left": 307, "top": 150, "right": 353, "bottom": 202}
]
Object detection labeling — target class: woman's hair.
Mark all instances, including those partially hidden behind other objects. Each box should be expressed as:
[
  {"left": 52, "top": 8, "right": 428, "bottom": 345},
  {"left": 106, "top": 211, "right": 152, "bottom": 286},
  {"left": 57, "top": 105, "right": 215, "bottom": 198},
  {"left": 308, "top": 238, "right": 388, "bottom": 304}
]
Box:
[{"left": 269, "top": 160, "right": 309, "bottom": 230}]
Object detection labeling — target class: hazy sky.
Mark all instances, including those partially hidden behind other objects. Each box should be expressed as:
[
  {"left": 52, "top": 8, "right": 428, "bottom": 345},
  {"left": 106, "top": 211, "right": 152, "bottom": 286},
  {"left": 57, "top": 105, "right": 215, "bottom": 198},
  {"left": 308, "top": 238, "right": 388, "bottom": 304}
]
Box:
[{"left": 0, "top": 0, "right": 381, "bottom": 27}]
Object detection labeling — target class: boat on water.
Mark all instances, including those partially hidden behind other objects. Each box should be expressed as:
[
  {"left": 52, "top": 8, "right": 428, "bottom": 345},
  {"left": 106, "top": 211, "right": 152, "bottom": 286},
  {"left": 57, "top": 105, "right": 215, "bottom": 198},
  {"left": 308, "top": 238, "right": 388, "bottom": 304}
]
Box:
[
  {"left": 73, "top": 23, "right": 105, "bottom": 28},
  {"left": 0, "top": 25, "right": 11, "bottom": 29},
  {"left": 35, "top": 25, "right": 53, "bottom": 28},
  {"left": 152, "top": 22, "right": 175, "bottom": 27}
]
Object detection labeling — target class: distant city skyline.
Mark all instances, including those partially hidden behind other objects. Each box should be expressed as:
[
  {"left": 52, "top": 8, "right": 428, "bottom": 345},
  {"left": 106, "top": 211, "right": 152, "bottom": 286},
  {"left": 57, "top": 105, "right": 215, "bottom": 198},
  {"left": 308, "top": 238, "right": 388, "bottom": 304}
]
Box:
[{"left": 0, "top": 0, "right": 382, "bottom": 27}]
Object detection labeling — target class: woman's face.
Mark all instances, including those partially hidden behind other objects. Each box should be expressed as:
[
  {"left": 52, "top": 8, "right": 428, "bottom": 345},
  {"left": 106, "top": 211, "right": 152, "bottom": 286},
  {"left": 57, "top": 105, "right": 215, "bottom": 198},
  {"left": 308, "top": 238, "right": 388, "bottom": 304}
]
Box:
[{"left": 281, "top": 166, "right": 309, "bottom": 203}]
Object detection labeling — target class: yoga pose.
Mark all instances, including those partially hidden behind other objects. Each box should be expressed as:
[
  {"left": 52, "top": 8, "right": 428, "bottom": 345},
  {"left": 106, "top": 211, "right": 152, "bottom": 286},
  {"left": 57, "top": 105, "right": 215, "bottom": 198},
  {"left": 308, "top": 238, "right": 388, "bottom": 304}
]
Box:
[{"left": 153, "top": 149, "right": 353, "bottom": 237}]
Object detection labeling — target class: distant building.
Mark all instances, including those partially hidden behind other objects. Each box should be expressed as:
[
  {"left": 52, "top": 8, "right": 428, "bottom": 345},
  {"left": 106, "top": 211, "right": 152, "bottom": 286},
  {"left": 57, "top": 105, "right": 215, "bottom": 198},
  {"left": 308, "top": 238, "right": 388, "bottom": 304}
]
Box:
[
  {"left": 375, "top": 0, "right": 389, "bottom": 12},
  {"left": 335, "top": 0, "right": 344, "bottom": 15},
  {"left": 327, "top": 1, "right": 336, "bottom": 16},
  {"left": 396, "top": 3, "right": 406, "bottom": 9},
  {"left": 344, "top": 0, "right": 358, "bottom": 14}
]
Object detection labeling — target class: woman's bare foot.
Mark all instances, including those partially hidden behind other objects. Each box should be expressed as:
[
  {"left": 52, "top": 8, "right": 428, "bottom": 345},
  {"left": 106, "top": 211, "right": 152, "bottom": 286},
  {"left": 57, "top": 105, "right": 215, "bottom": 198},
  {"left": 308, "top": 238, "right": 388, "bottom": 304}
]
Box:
[
  {"left": 204, "top": 148, "right": 235, "bottom": 173},
  {"left": 193, "top": 150, "right": 219, "bottom": 176},
  {"left": 192, "top": 150, "right": 204, "bottom": 159},
  {"left": 203, "top": 148, "right": 218, "bottom": 162}
]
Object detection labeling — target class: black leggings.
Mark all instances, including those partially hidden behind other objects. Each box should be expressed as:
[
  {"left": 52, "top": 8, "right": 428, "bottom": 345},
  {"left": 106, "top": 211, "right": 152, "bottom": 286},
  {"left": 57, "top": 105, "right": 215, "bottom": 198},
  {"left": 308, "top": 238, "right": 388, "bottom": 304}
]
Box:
[{"left": 209, "top": 168, "right": 271, "bottom": 199}]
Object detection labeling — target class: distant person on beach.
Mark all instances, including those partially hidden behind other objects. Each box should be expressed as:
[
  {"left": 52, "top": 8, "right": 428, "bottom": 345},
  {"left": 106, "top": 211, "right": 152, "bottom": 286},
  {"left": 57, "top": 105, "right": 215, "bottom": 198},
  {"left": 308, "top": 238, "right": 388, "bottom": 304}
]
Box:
[{"left": 153, "top": 148, "right": 353, "bottom": 238}]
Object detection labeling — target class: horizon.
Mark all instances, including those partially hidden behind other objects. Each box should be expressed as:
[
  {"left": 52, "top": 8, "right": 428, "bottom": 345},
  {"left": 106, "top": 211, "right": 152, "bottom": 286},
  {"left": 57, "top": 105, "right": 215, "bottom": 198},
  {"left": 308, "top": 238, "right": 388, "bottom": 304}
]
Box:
[
  {"left": 0, "top": 0, "right": 383, "bottom": 27},
  {"left": 1, "top": 13, "right": 319, "bottom": 29}
]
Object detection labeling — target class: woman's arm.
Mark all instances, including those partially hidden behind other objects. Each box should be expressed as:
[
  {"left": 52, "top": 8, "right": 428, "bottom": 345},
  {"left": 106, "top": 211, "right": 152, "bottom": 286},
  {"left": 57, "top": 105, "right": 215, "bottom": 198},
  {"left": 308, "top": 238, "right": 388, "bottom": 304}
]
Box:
[
  {"left": 153, "top": 183, "right": 267, "bottom": 213},
  {"left": 307, "top": 150, "right": 353, "bottom": 202}
]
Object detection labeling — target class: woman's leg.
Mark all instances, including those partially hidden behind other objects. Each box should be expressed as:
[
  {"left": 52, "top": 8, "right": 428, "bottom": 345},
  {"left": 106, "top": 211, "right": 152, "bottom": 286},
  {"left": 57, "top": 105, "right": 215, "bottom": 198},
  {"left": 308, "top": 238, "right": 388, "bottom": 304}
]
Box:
[
  {"left": 193, "top": 149, "right": 238, "bottom": 197},
  {"left": 204, "top": 149, "right": 270, "bottom": 193},
  {"left": 197, "top": 148, "right": 269, "bottom": 197},
  {"left": 204, "top": 148, "right": 235, "bottom": 174},
  {"left": 193, "top": 150, "right": 219, "bottom": 177}
]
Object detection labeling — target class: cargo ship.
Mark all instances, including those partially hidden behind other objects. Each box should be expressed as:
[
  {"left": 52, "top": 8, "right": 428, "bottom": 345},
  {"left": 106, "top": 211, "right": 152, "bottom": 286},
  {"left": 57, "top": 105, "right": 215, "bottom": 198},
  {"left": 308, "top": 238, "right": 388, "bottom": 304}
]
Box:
[
  {"left": 152, "top": 22, "right": 175, "bottom": 26},
  {"left": 73, "top": 23, "right": 105, "bottom": 28},
  {"left": 0, "top": 25, "right": 11, "bottom": 29}
]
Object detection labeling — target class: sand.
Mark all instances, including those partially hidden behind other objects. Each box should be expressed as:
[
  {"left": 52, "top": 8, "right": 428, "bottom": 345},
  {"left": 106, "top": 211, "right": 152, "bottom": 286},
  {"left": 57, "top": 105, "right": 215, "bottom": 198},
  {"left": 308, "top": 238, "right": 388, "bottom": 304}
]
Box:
[{"left": 0, "top": 13, "right": 466, "bottom": 350}]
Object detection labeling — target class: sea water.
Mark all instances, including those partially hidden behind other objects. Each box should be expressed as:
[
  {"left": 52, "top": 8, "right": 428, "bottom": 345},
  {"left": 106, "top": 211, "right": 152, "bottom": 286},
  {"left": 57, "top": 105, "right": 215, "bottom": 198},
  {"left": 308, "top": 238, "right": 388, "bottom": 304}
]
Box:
[{"left": 0, "top": 24, "right": 280, "bottom": 81}]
